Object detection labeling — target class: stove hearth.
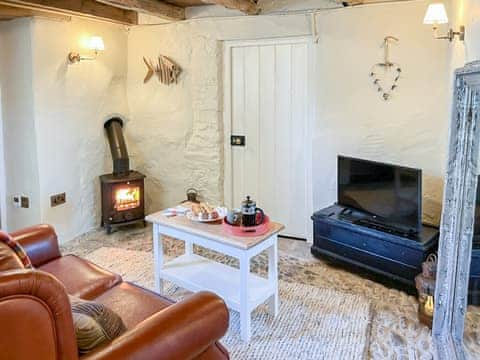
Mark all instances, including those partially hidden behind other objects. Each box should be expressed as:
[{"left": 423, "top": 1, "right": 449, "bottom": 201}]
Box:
[{"left": 100, "top": 117, "right": 146, "bottom": 234}]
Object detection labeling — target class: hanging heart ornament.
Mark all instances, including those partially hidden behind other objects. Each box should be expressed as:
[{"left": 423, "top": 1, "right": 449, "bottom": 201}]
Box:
[{"left": 370, "top": 63, "right": 402, "bottom": 101}]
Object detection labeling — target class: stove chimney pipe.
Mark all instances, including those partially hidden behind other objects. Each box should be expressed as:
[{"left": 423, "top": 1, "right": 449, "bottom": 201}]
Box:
[{"left": 104, "top": 117, "right": 129, "bottom": 176}]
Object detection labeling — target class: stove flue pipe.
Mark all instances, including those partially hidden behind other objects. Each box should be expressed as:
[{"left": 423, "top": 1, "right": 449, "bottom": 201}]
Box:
[{"left": 104, "top": 117, "right": 129, "bottom": 176}]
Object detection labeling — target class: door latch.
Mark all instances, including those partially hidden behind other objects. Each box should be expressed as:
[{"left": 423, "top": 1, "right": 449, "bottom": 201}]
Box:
[{"left": 231, "top": 135, "right": 246, "bottom": 146}]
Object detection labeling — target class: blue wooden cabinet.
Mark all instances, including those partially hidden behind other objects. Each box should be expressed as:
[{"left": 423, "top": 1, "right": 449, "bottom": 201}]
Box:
[
  {"left": 469, "top": 247, "right": 480, "bottom": 305},
  {"left": 311, "top": 204, "right": 439, "bottom": 287}
]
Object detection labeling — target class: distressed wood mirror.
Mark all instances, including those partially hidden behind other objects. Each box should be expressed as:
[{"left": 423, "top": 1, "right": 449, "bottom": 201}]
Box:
[{"left": 433, "top": 60, "right": 480, "bottom": 359}]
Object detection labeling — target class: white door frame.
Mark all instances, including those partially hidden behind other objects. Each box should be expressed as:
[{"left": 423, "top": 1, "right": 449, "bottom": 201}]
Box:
[{"left": 222, "top": 36, "right": 315, "bottom": 242}]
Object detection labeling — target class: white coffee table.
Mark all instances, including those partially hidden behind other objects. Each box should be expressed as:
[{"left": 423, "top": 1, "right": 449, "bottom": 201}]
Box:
[{"left": 146, "top": 211, "right": 284, "bottom": 342}]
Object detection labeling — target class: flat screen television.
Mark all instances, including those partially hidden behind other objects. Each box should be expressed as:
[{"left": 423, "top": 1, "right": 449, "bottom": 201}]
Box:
[{"left": 338, "top": 156, "right": 422, "bottom": 233}]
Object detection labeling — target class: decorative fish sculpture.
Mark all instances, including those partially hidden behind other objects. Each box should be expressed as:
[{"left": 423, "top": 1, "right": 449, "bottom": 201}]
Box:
[{"left": 143, "top": 55, "right": 182, "bottom": 85}]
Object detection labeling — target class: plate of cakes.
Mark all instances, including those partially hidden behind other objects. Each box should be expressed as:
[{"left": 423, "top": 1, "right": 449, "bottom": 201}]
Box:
[{"left": 186, "top": 203, "right": 225, "bottom": 223}]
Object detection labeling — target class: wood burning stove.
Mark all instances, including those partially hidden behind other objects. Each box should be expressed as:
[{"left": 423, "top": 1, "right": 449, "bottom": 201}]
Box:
[{"left": 100, "top": 118, "right": 146, "bottom": 234}]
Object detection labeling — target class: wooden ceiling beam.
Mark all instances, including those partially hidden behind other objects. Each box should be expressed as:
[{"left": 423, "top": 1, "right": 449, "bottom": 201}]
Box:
[
  {"left": 0, "top": 3, "right": 70, "bottom": 19},
  {"left": 95, "top": 0, "right": 185, "bottom": 20},
  {"left": 337, "top": 0, "right": 407, "bottom": 6},
  {"left": 201, "top": 0, "right": 258, "bottom": 14},
  {"left": 1, "top": 0, "right": 138, "bottom": 24}
]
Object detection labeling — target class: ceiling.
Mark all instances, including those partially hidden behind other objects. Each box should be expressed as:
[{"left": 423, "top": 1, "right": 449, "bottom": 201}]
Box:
[
  {"left": 0, "top": 0, "right": 260, "bottom": 24},
  {"left": 0, "top": 0, "right": 393, "bottom": 24},
  {"left": 163, "top": 0, "right": 210, "bottom": 6}
]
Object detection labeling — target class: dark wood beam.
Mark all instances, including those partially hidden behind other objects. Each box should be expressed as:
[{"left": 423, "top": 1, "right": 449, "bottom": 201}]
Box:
[
  {"left": 337, "top": 0, "right": 407, "bottom": 6},
  {"left": 96, "top": 0, "right": 185, "bottom": 20},
  {"left": 0, "top": 3, "right": 70, "bottom": 19},
  {"left": 1, "top": 0, "right": 138, "bottom": 24},
  {"left": 201, "top": 0, "right": 258, "bottom": 14}
]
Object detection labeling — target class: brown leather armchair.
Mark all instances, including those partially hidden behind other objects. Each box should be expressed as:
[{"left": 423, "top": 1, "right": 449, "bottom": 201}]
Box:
[{"left": 0, "top": 225, "right": 230, "bottom": 360}]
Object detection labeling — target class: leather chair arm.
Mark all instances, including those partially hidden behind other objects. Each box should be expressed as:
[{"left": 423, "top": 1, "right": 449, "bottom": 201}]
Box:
[
  {"left": 10, "top": 224, "right": 61, "bottom": 267},
  {"left": 0, "top": 269, "right": 78, "bottom": 360},
  {"left": 86, "top": 291, "right": 230, "bottom": 360}
]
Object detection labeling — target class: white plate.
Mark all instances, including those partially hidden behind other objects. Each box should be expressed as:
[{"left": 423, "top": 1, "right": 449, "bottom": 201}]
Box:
[{"left": 186, "top": 211, "right": 222, "bottom": 223}]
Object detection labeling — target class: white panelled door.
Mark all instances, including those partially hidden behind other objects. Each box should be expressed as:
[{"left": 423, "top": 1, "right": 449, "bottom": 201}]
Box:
[{"left": 224, "top": 38, "right": 312, "bottom": 240}]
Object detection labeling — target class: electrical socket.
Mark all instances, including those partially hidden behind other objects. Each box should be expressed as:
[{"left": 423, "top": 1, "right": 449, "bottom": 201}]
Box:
[
  {"left": 21, "top": 196, "right": 29, "bottom": 208},
  {"left": 13, "top": 195, "right": 29, "bottom": 208},
  {"left": 50, "top": 192, "right": 66, "bottom": 207}
]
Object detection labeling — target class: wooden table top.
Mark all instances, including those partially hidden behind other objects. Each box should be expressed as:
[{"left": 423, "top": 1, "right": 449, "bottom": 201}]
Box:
[{"left": 145, "top": 211, "right": 284, "bottom": 250}]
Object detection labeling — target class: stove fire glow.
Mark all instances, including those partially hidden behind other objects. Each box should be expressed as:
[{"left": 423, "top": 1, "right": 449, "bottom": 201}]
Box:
[{"left": 114, "top": 186, "right": 140, "bottom": 211}]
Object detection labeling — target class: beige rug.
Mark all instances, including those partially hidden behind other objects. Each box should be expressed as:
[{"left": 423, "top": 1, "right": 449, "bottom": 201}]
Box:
[{"left": 86, "top": 247, "right": 372, "bottom": 359}]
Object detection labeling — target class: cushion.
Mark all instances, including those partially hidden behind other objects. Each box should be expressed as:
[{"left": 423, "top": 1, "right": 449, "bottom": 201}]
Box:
[
  {"left": 69, "top": 295, "right": 126, "bottom": 354},
  {"left": 0, "top": 231, "right": 32, "bottom": 271},
  {"left": 93, "top": 282, "right": 172, "bottom": 329},
  {"left": 39, "top": 255, "right": 122, "bottom": 300}
]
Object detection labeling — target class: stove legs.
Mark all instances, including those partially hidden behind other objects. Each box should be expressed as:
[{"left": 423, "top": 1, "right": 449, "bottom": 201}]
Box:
[{"left": 102, "top": 219, "right": 146, "bottom": 234}]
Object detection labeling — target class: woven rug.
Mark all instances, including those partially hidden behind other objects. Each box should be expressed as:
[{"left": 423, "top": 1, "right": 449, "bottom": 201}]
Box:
[{"left": 85, "top": 247, "right": 372, "bottom": 359}]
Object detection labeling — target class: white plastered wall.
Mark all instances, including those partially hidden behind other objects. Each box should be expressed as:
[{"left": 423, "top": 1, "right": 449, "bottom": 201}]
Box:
[
  {"left": 0, "top": 29, "right": 7, "bottom": 229},
  {"left": 450, "top": 0, "right": 480, "bottom": 67},
  {"left": 0, "top": 0, "right": 453, "bottom": 241},
  {"left": 0, "top": 17, "right": 129, "bottom": 242},
  {"left": 0, "top": 19, "right": 41, "bottom": 232},
  {"left": 30, "top": 18, "right": 130, "bottom": 242},
  {"left": 128, "top": 0, "right": 450, "bottom": 226}
]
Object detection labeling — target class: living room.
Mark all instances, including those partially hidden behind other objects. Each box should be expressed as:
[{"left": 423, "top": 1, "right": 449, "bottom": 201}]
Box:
[{"left": 0, "top": 0, "right": 479, "bottom": 358}]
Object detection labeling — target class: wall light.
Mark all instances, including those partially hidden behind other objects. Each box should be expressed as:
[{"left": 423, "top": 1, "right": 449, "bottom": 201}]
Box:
[
  {"left": 423, "top": 3, "right": 465, "bottom": 42},
  {"left": 68, "top": 36, "right": 105, "bottom": 64}
]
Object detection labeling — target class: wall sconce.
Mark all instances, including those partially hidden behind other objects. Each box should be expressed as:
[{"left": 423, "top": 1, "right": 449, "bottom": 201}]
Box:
[
  {"left": 68, "top": 36, "right": 105, "bottom": 64},
  {"left": 423, "top": 3, "right": 465, "bottom": 42}
]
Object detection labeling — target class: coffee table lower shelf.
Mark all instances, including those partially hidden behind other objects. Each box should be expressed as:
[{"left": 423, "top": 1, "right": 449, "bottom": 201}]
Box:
[{"left": 160, "top": 253, "right": 275, "bottom": 313}]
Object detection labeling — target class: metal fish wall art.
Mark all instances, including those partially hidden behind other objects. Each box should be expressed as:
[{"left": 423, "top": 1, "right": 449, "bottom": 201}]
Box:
[{"left": 143, "top": 55, "right": 182, "bottom": 86}]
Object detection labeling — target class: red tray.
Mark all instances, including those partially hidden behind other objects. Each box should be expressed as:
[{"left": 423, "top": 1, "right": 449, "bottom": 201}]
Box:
[{"left": 222, "top": 216, "right": 271, "bottom": 237}]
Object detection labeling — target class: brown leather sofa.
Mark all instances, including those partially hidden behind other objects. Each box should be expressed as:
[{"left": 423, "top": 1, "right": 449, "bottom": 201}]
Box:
[{"left": 0, "top": 224, "right": 230, "bottom": 360}]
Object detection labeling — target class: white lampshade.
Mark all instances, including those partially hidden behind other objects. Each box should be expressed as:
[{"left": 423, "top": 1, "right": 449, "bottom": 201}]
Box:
[
  {"left": 88, "top": 36, "right": 105, "bottom": 51},
  {"left": 423, "top": 3, "right": 449, "bottom": 25}
]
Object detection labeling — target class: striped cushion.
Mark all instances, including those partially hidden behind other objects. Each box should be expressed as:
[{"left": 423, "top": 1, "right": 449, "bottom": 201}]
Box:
[{"left": 70, "top": 296, "right": 126, "bottom": 354}]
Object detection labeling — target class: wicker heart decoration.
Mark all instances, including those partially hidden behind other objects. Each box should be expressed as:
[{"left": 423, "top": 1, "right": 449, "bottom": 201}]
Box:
[{"left": 370, "top": 64, "right": 402, "bottom": 101}]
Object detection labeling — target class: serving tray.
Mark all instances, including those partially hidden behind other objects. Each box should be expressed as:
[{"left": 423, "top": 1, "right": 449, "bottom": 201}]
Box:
[{"left": 222, "top": 216, "right": 271, "bottom": 237}]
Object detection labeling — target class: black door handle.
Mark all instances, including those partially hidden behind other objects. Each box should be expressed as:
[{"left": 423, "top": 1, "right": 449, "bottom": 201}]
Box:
[{"left": 231, "top": 135, "right": 246, "bottom": 146}]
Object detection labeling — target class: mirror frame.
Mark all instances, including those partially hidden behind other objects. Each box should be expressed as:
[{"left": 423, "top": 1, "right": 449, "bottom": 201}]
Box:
[{"left": 433, "top": 60, "right": 480, "bottom": 359}]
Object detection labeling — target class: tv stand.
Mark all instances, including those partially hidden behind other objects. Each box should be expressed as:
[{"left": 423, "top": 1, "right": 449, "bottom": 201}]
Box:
[
  {"left": 353, "top": 218, "right": 417, "bottom": 239},
  {"left": 311, "top": 204, "right": 439, "bottom": 287}
]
